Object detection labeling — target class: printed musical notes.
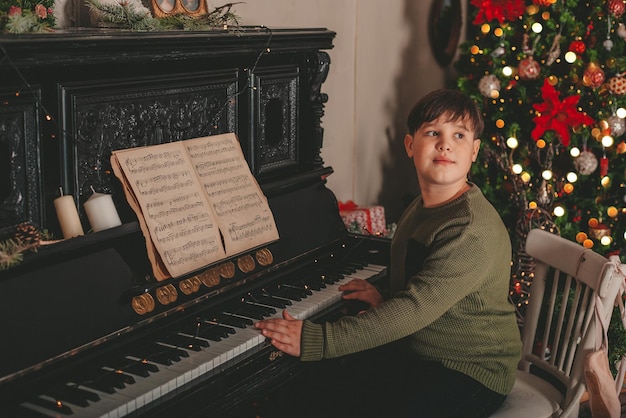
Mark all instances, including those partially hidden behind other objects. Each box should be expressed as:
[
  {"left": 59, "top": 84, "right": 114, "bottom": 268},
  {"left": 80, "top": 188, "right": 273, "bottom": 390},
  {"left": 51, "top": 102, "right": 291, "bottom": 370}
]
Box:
[
  {"left": 110, "top": 133, "right": 279, "bottom": 281},
  {"left": 184, "top": 135, "right": 279, "bottom": 255}
]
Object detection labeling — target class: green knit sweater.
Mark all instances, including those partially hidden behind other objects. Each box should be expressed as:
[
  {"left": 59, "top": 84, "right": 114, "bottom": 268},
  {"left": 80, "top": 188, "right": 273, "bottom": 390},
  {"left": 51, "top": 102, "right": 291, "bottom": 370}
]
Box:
[{"left": 300, "top": 184, "right": 522, "bottom": 395}]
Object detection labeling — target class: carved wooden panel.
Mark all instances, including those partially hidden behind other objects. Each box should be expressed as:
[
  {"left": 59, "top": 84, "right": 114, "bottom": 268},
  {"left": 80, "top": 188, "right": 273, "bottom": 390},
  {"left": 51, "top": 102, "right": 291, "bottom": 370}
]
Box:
[
  {"left": 252, "top": 66, "right": 299, "bottom": 175},
  {"left": 0, "top": 89, "right": 42, "bottom": 235},
  {"left": 59, "top": 71, "right": 238, "bottom": 207}
]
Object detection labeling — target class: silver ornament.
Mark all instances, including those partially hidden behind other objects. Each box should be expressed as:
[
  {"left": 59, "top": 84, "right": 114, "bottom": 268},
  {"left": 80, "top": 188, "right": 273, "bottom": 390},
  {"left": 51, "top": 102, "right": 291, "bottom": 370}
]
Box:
[
  {"left": 536, "top": 180, "right": 553, "bottom": 206},
  {"left": 478, "top": 74, "right": 501, "bottom": 98},
  {"left": 573, "top": 150, "right": 598, "bottom": 175},
  {"left": 608, "top": 115, "right": 626, "bottom": 137}
]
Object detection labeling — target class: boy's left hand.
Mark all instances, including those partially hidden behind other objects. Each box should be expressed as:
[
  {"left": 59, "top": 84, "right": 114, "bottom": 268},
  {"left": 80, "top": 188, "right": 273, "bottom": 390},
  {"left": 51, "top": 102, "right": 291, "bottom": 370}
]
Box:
[
  {"left": 339, "top": 278, "right": 383, "bottom": 309},
  {"left": 254, "top": 310, "right": 303, "bottom": 357}
]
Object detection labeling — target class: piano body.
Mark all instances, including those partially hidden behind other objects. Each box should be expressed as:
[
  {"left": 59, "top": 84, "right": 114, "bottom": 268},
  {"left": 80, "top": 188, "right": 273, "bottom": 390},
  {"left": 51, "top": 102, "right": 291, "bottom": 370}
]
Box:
[{"left": 0, "top": 28, "right": 390, "bottom": 417}]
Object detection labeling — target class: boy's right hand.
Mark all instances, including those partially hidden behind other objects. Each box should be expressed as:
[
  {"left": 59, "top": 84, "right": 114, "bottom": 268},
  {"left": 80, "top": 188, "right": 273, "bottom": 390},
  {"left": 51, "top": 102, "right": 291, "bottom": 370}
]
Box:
[{"left": 338, "top": 279, "right": 383, "bottom": 309}]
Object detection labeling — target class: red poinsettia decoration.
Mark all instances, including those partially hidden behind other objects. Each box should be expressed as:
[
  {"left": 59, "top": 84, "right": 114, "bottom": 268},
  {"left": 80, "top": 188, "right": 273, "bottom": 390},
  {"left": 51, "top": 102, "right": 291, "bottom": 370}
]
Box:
[
  {"left": 470, "top": 0, "right": 526, "bottom": 25},
  {"left": 531, "top": 79, "right": 595, "bottom": 146}
]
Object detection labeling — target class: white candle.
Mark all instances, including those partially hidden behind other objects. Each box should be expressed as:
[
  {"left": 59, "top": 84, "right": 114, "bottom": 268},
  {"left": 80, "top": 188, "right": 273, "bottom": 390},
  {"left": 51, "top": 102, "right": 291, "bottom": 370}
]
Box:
[
  {"left": 84, "top": 188, "right": 122, "bottom": 232},
  {"left": 54, "top": 193, "right": 85, "bottom": 239}
]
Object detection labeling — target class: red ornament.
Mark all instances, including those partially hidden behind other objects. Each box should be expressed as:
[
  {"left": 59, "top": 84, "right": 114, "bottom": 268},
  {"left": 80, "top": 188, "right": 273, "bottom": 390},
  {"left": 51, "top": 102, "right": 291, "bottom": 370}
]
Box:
[
  {"left": 518, "top": 57, "right": 541, "bottom": 80},
  {"left": 533, "top": 0, "right": 552, "bottom": 6},
  {"left": 600, "top": 156, "right": 609, "bottom": 177},
  {"left": 583, "top": 62, "right": 605, "bottom": 89},
  {"left": 568, "top": 40, "right": 586, "bottom": 54},
  {"left": 609, "top": 0, "right": 626, "bottom": 17}
]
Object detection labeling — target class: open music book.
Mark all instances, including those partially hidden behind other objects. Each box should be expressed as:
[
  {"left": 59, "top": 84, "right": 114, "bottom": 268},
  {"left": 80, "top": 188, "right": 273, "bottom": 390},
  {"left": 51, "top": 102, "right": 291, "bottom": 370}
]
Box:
[{"left": 110, "top": 133, "right": 279, "bottom": 281}]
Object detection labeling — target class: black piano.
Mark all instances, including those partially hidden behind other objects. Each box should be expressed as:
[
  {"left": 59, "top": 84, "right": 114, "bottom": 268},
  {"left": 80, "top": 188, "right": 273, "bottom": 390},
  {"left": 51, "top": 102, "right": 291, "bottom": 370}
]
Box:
[{"left": 0, "top": 28, "right": 390, "bottom": 417}]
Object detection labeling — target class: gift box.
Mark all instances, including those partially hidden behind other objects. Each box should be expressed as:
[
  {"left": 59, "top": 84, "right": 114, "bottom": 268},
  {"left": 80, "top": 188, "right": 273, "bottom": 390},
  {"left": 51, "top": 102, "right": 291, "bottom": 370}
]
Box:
[{"left": 339, "top": 201, "right": 387, "bottom": 236}]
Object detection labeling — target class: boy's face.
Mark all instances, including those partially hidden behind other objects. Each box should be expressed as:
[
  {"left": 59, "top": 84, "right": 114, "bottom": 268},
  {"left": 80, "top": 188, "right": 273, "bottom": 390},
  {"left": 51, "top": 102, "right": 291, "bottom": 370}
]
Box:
[{"left": 403, "top": 114, "right": 480, "bottom": 190}]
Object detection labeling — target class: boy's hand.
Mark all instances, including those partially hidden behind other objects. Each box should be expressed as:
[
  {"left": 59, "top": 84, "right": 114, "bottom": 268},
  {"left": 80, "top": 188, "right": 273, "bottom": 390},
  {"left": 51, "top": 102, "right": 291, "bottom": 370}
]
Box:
[
  {"left": 339, "top": 278, "right": 383, "bottom": 309},
  {"left": 254, "top": 310, "right": 303, "bottom": 357}
]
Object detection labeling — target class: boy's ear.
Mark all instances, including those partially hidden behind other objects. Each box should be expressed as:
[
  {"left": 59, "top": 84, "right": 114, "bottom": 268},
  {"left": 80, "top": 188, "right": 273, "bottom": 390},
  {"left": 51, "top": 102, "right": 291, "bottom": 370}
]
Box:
[
  {"left": 404, "top": 134, "right": 414, "bottom": 157},
  {"left": 471, "top": 138, "right": 481, "bottom": 162}
]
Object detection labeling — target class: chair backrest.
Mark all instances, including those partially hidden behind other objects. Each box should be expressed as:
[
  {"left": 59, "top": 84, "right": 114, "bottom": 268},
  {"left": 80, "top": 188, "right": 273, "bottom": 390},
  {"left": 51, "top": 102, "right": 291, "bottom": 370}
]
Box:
[{"left": 521, "top": 228, "right": 624, "bottom": 410}]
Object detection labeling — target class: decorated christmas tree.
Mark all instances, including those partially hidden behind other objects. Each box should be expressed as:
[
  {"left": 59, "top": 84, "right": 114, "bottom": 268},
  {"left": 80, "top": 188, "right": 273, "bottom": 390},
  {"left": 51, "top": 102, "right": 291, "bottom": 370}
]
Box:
[{"left": 455, "top": 0, "right": 626, "bottom": 362}]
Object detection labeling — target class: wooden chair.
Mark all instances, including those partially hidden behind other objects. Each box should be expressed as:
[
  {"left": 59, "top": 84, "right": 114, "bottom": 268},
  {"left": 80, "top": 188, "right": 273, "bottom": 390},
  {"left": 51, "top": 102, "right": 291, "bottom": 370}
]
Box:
[{"left": 490, "top": 228, "right": 625, "bottom": 417}]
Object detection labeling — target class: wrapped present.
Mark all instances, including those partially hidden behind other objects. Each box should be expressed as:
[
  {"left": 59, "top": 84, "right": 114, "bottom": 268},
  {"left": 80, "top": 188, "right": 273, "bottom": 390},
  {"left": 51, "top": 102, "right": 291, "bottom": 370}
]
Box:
[{"left": 338, "top": 200, "right": 387, "bottom": 236}]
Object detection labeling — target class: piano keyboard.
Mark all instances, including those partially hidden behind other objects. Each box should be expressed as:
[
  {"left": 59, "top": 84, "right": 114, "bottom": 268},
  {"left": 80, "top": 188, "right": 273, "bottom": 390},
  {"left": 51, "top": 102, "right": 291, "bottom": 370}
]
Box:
[{"left": 16, "top": 262, "right": 386, "bottom": 418}]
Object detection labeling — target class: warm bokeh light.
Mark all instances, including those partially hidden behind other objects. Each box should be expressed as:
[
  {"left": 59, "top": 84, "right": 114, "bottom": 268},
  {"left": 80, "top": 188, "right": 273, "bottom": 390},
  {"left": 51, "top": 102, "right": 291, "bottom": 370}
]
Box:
[
  {"left": 570, "top": 147, "right": 580, "bottom": 157},
  {"left": 564, "top": 51, "right": 577, "bottom": 63},
  {"left": 506, "top": 137, "right": 519, "bottom": 148},
  {"left": 553, "top": 206, "right": 565, "bottom": 217},
  {"left": 608, "top": 206, "right": 618, "bottom": 217},
  {"left": 512, "top": 164, "right": 523, "bottom": 174},
  {"left": 566, "top": 172, "right": 578, "bottom": 183}
]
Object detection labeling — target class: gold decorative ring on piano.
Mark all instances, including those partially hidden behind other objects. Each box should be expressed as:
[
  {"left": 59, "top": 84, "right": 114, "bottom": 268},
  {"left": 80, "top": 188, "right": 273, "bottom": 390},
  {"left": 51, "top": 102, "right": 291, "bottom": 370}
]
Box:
[
  {"left": 131, "top": 293, "right": 156, "bottom": 315},
  {"left": 200, "top": 267, "right": 221, "bottom": 287},
  {"left": 179, "top": 278, "right": 194, "bottom": 295},
  {"left": 190, "top": 275, "right": 201, "bottom": 292},
  {"left": 166, "top": 284, "right": 178, "bottom": 303},
  {"left": 219, "top": 261, "right": 236, "bottom": 279},
  {"left": 155, "top": 286, "right": 172, "bottom": 305},
  {"left": 237, "top": 254, "right": 256, "bottom": 273},
  {"left": 255, "top": 248, "right": 274, "bottom": 266},
  {"left": 156, "top": 284, "right": 178, "bottom": 305}
]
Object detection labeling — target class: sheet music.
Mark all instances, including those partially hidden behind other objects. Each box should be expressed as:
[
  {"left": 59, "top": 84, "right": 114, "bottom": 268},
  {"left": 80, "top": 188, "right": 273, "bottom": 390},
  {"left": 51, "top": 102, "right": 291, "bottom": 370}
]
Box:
[
  {"left": 184, "top": 133, "right": 279, "bottom": 255},
  {"left": 112, "top": 142, "right": 226, "bottom": 279}
]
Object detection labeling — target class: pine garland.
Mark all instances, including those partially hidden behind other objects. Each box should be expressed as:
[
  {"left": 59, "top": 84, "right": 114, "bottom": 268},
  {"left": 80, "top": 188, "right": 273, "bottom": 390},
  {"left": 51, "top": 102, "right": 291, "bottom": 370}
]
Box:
[
  {"left": 0, "top": 222, "right": 54, "bottom": 270},
  {"left": 86, "top": 0, "right": 241, "bottom": 31}
]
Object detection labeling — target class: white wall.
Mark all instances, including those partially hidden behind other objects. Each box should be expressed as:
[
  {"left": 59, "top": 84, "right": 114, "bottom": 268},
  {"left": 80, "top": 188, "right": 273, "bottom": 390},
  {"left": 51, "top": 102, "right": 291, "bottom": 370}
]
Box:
[{"left": 55, "top": 0, "right": 459, "bottom": 222}]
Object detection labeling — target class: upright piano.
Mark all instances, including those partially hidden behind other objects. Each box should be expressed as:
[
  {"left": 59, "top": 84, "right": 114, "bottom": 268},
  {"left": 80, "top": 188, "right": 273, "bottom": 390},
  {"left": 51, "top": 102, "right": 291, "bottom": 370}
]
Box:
[{"left": 0, "top": 28, "right": 390, "bottom": 417}]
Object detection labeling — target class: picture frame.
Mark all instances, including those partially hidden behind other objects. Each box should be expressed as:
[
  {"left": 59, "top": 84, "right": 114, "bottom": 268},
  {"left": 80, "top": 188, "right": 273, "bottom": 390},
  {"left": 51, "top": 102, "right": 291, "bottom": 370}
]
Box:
[{"left": 150, "top": 0, "right": 207, "bottom": 18}]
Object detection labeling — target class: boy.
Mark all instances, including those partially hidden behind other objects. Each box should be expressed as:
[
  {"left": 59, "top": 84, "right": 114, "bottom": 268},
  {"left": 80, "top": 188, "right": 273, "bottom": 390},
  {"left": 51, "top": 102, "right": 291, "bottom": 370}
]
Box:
[{"left": 255, "top": 89, "right": 522, "bottom": 417}]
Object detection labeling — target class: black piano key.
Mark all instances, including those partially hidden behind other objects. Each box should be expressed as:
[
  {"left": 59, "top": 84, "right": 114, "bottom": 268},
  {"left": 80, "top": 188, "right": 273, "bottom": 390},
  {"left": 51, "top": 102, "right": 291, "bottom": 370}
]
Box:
[
  {"left": 282, "top": 283, "right": 313, "bottom": 296},
  {"left": 211, "top": 312, "right": 252, "bottom": 328},
  {"left": 159, "top": 334, "right": 209, "bottom": 351},
  {"left": 78, "top": 369, "right": 135, "bottom": 394},
  {"left": 119, "top": 360, "right": 159, "bottom": 378},
  {"left": 27, "top": 396, "right": 73, "bottom": 415},
  {"left": 302, "top": 277, "right": 326, "bottom": 291},
  {"left": 104, "top": 356, "right": 158, "bottom": 378},
  {"left": 222, "top": 302, "right": 275, "bottom": 320},
  {"left": 267, "top": 286, "right": 306, "bottom": 301},
  {"left": 245, "top": 293, "right": 291, "bottom": 309},
  {"left": 127, "top": 343, "right": 188, "bottom": 366},
  {"left": 13, "top": 404, "right": 54, "bottom": 418},
  {"left": 44, "top": 384, "right": 100, "bottom": 407},
  {"left": 347, "top": 261, "right": 366, "bottom": 269},
  {"left": 199, "top": 323, "right": 236, "bottom": 341}
]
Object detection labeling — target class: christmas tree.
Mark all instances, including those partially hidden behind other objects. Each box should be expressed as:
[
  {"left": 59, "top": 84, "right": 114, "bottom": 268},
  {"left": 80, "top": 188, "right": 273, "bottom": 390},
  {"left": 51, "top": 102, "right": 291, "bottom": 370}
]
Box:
[{"left": 455, "top": 0, "right": 626, "bottom": 363}]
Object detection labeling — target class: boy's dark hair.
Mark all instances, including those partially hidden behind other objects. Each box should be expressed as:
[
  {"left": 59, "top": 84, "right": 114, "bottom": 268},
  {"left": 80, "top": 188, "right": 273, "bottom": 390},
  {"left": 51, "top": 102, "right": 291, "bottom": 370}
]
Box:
[{"left": 406, "top": 89, "right": 484, "bottom": 138}]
